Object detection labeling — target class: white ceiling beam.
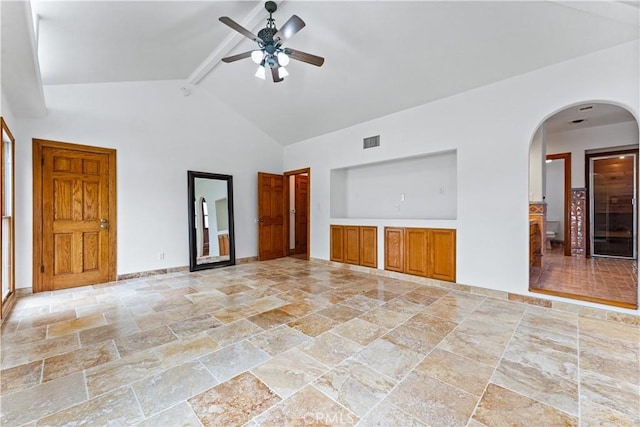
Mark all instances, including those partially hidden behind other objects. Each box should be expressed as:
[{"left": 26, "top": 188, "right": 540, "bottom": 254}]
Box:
[
  {"left": 550, "top": 0, "right": 639, "bottom": 27},
  {"left": 187, "top": 0, "right": 285, "bottom": 85}
]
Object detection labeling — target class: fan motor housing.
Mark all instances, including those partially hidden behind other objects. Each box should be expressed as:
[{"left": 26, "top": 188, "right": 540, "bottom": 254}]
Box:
[{"left": 258, "top": 27, "right": 278, "bottom": 45}]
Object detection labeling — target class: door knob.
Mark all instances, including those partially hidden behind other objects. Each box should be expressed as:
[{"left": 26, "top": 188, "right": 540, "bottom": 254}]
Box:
[
  {"left": 100, "top": 223, "right": 109, "bottom": 229},
  {"left": 258, "top": 217, "right": 265, "bottom": 223},
  {"left": 100, "top": 218, "right": 108, "bottom": 223}
]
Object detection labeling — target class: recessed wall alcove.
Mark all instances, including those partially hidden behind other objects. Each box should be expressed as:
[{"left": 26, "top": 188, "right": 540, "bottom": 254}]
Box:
[{"left": 330, "top": 150, "right": 457, "bottom": 220}]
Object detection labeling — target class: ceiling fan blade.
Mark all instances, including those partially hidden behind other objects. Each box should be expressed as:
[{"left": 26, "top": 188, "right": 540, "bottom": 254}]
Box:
[
  {"left": 274, "top": 15, "right": 305, "bottom": 42},
  {"left": 271, "top": 67, "right": 284, "bottom": 83},
  {"left": 221, "top": 51, "right": 254, "bottom": 63},
  {"left": 219, "top": 17, "right": 263, "bottom": 43},
  {"left": 285, "top": 48, "right": 325, "bottom": 67}
]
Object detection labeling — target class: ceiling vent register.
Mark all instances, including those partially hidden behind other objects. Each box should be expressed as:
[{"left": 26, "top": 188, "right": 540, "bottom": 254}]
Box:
[{"left": 363, "top": 135, "right": 380, "bottom": 149}]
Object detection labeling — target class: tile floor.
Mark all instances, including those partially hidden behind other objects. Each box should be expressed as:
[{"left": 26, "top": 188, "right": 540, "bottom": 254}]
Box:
[
  {"left": 531, "top": 245, "right": 638, "bottom": 307},
  {"left": 1, "top": 258, "right": 639, "bottom": 426}
]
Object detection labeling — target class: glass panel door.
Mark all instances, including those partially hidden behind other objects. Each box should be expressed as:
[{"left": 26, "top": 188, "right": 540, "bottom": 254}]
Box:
[{"left": 590, "top": 153, "right": 637, "bottom": 258}]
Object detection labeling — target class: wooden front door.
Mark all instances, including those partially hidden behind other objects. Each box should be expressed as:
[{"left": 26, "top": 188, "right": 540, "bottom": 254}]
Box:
[
  {"left": 34, "top": 140, "right": 116, "bottom": 292},
  {"left": 294, "top": 174, "right": 308, "bottom": 254},
  {"left": 258, "top": 172, "right": 286, "bottom": 260}
]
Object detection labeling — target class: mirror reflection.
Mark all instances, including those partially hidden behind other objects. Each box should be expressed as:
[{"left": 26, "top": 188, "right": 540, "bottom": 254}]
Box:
[{"left": 188, "top": 171, "right": 235, "bottom": 271}]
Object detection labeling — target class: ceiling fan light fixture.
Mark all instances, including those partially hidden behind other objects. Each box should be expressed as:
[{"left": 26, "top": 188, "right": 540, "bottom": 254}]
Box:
[
  {"left": 255, "top": 65, "right": 266, "bottom": 80},
  {"left": 277, "top": 51, "right": 290, "bottom": 66},
  {"left": 251, "top": 50, "right": 264, "bottom": 64},
  {"left": 278, "top": 66, "right": 289, "bottom": 78}
]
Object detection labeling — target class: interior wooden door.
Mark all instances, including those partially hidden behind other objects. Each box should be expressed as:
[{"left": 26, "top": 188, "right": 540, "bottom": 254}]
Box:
[
  {"left": 384, "top": 227, "right": 404, "bottom": 272},
  {"left": 404, "top": 228, "right": 428, "bottom": 277},
  {"left": 294, "top": 174, "right": 308, "bottom": 254},
  {"left": 359, "top": 226, "right": 377, "bottom": 268},
  {"left": 258, "top": 172, "right": 286, "bottom": 261},
  {"left": 35, "top": 140, "right": 116, "bottom": 291},
  {"left": 428, "top": 228, "right": 456, "bottom": 282}
]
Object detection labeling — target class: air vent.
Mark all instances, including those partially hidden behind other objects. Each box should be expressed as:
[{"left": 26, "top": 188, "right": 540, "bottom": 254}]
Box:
[
  {"left": 571, "top": 119, "right": 585, "bottom": 124},
  {"left": 578, "top": 105, "right": 594, "bottom": 111},
  {"left": 363, "top": 135, "right": 380, "bottom": 149}
]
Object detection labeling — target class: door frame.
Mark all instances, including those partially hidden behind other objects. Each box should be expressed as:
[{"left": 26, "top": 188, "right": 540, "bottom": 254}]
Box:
[
  {"left": 546, "top": 152, "right": 572, "bottom": 256},
  {"left": 1, "top": 117, "right": 16, "bottom": 321},
  {"left": 284, "top": 168, "right": 310, "bottom": 260},
  {"left": 585, "top": 148, "right": 638, "bottom": 259},
  {"left": 32, "top": 139, "right": 117, "bottom": 293}
]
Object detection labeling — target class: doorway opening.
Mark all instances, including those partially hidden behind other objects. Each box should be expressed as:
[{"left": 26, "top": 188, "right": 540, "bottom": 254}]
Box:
[
  {"left": 528, "top": 102, "right": 638, "bottom": 309},
  {"left": 257, "top": 168, "right": 310, "bottom": 261},
  {"left": 285, "top": 168, "right": 310, "bottom": 260}
]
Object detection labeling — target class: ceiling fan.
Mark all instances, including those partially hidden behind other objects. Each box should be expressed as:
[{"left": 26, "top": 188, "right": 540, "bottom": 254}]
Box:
[{"left": 219, "top": 1, "right": 325, "bottom": 83}]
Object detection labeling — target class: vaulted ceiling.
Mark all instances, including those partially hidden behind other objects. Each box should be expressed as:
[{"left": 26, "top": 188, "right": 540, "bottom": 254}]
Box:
[{"left": 3, "top": 1, "right": 639, "bottom": 145}]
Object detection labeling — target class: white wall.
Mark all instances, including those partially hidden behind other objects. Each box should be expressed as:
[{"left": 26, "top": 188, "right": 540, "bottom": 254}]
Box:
[
  {"left": 1, "top": 92, "right": 18, "bottom": 136},
  {"left": 529, "top": 127, "right": 545, "bottom": 201},
  {"left": 14, "top": 79, "right": 283, "bottom": 288},
  {"left": 284, "top": 40, "right": 639, "bottom": 314},
  {"left": 545, "top": 159, "right": 565, "bottom": 239},
  {"left": 546, "top": 121, "right": 639, "bottom": 187},
  {"left": 331, "top": 151, "right": 457, "bottom": 220}
]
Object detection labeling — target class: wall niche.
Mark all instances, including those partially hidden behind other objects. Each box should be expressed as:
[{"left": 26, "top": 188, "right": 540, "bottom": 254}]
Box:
[{"left": 330, "top": 150, "right": 457, "bottom": 219}]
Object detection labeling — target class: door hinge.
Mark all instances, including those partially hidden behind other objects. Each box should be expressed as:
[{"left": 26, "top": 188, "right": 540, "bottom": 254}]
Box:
[{"left": 40, "top": 265, "right": 44, "bottom": 273}]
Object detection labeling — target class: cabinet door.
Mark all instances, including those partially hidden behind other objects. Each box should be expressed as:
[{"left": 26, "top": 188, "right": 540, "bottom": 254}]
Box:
[
  {"left": 330, "top": 225, "right": 344, "bottom": 262},
  {"left": 384, "top": 227, "right": 404, "bottom": 272},
  {"left": 344, "top": 226, "right": 361, "bottom": 265},
  {"left": 360, "top": 226, "right": 378, "bottom": 268},
  {"left": 428, "top": 228, "right": 456, "bottom": 282},
  {"left": 404, "top": 228, "right": 429, "bottom": 277}
]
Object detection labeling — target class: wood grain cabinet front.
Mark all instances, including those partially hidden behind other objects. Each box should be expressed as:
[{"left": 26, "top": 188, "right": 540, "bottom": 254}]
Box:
[
  {"left": 330, "top": 225, "right": 345, "bottom": 262},
  {"left": 384, "top": 227, "right": 456, "bottom": 282},
  {"left": 384, "top": 227, "right": 404, "bottom": 272},
  {"left": 330, "top": 225, "right": 378, "bottom": 268}
]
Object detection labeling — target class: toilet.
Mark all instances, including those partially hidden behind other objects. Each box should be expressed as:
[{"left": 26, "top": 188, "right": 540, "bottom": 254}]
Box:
[{"left": 546, "top": 220, "right": 560, "bottom": 249}]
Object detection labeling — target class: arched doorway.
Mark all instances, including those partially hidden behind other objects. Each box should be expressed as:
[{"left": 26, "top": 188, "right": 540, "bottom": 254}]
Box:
[{"left": 528, "top": 102, "right": 639, "bottom": 309}]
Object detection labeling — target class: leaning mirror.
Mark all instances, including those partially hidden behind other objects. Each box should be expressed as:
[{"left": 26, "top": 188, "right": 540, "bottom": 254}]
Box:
[{"left": 188, "top": 171, "right": 235, "bottom": 271}]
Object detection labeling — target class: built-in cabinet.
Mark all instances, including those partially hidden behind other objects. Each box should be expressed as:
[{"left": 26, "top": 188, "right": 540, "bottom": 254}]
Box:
[
  {"left": 384, "top": 227, "right": 456, "bottom": 282},
  {"left": 330, "top": 225, "right": 377, "bottom": 268}
]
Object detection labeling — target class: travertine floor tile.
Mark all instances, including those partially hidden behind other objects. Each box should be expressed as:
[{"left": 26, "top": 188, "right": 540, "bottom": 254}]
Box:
[
  {"left": 388, "top": 370, "right": 478, "bottom": 426},
  {"left": 249, "top": 325, "right": 311, "bottom": 356},
  {"left": 251, "top": 348, "right": 328, "bottom": 398},
  {"left": 0, "top": 360, "right": 43, "bottom": 396},
  {"left": 313, "top": 359, "right": 395, "bottom": 417},
  {"left": 299, "top": 331, "right": 362, "bottom": 366},
  {"left": 36, "top": 385, "right": 143, "bottom": 426},
  {"left": 473, "top": 383, "right": 577, "bottom": 427},
  {"left": 287, "top": 313, "right": 338, "bottom": 337},
  {"left": 255, "top": 385, "right": 358, "bottom": 426},
  {"left": 357, "top": 399, "right": 426, "bottom": 426},
  {"left": 136, "top": 401, "right": 202, "bottom": 427},
  {"left": 492, "top": 357, "right": 579, "bottom": 416},
  {"left": 1, "top": 258, "right": 636, "bottom": 426},
  {"left": 132, "top": 360, "right": 218, "bottom": 416},
  {"left": 43, "top": 340, "right": 119, "bottom": 382},
  {"left": 355, "top": 338, "right": 423, "bottom": 381},
  {"left": 416, "top": 348, "right": 494, "bottom": 397},
  {"left": 199, "top": 340, "right": 270, "bottom": 382},
  {"left": 0, "top": 372, "right": 87, "bottom": 426},
  {"left": 188, "top": 372, "right": 280, "bottom": 426}
]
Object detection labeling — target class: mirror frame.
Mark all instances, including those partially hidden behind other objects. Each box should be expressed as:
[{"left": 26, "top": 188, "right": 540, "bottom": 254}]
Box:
[{"left": 188, "top": 171, "right": 236, "bottom": 271}]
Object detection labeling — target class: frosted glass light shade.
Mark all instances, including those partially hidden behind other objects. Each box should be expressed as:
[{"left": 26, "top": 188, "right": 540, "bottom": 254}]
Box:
[
  {"left": 277, "top": 52, "right": 290, "bottom": 66},
  {"left": 255, "top": 66, "right": 266, "bottom": 80},
  {"left": 278, "top": 67, "right": 289, "bottom": 77},
  {"left": 251, "top": 50, "right": 264, "bottom": 64}
]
